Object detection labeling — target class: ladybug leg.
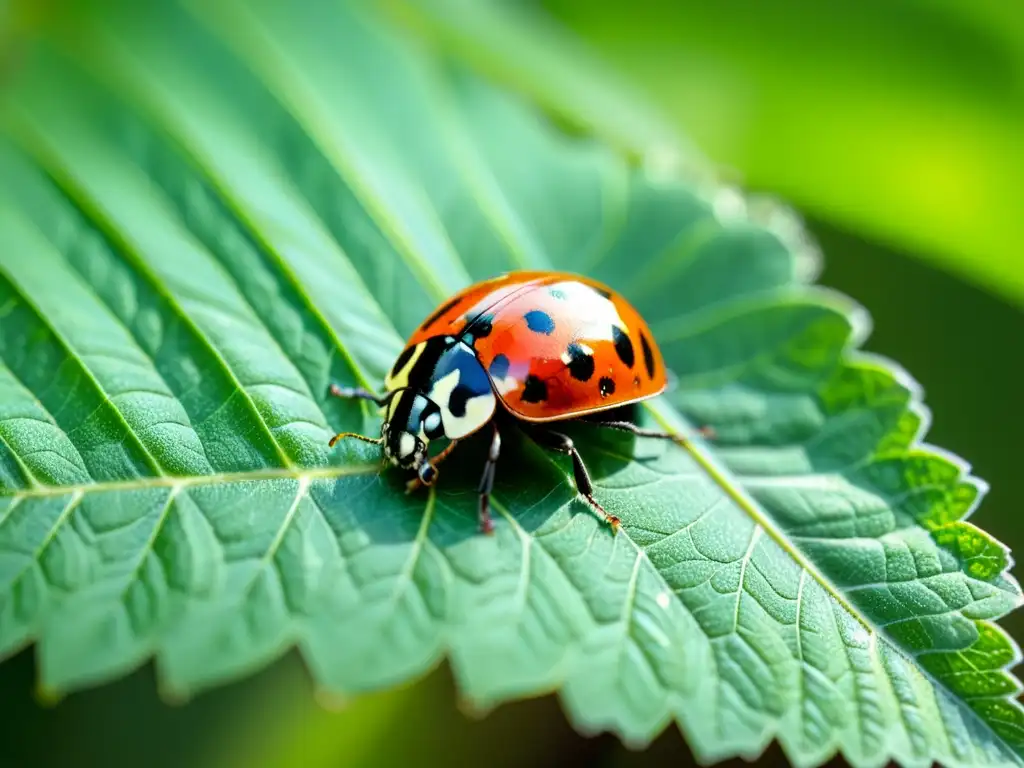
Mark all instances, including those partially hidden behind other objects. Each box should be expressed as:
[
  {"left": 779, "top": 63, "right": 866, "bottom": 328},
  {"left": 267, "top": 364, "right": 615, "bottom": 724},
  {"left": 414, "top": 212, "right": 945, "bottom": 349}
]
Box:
[
  {"left": 328, "top": 383, "right": 391, "bottom": 406},
  {"left": 327, "top": 385, "right": 394, "bottom": 448},
  {"left": 529, "top": 429, "right": 620, "bottom": 533},
  {"left": 405, "top": 439, "right": 460, "bottom": 494},
  {"left": 476, "top": 423, "right": 502, "bottom": 535},
  {"left": 595, "top": 420, "right": 715, "bottom": 445},
  {"left": 327, "top": 385, "right": 401, "bottom": 449}
]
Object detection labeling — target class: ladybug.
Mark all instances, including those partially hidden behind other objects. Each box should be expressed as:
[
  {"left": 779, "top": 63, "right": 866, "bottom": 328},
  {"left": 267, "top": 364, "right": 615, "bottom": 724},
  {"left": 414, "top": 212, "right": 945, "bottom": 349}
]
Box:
[{"left": 328, "top": 271, "right": 700, "bottom": 534}]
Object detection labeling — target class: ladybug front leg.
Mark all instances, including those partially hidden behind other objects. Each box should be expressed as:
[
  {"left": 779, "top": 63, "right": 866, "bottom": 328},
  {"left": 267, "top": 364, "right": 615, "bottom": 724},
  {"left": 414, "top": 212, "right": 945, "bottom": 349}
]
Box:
[
  {"left": 328, "top": 383, "right": 392, "bottom": 406},
  {"left": 405, "top": 439, "right": 460, "bottom": 494},
  {"left": 529, "top": 429, "right": 621, "bottom": 533},
  {"left": 476, "top": 423, "right": 502, "bottom": 535},
  {"left": 326, "top": 384, "right": 397, "bottom": 449}
]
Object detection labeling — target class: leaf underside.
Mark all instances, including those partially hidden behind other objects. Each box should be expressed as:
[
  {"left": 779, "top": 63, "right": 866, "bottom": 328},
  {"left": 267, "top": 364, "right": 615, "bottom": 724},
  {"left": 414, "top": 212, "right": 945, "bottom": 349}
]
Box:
[{"left": 0, "top": 1, "right": 1021, "bottom": 766}]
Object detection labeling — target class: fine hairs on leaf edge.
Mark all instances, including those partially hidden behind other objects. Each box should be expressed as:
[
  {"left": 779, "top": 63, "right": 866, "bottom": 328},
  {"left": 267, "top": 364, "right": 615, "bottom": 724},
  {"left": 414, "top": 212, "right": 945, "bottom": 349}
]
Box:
[{"left": 636, "top": 263, "right": 1023, "bottom": 767}]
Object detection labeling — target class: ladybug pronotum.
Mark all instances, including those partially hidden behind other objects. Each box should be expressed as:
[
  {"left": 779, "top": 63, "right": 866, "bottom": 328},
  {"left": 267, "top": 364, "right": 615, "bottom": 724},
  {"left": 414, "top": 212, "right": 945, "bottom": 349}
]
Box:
[{"left": 329, "top": 270, "right": 702, "bottom": 534}]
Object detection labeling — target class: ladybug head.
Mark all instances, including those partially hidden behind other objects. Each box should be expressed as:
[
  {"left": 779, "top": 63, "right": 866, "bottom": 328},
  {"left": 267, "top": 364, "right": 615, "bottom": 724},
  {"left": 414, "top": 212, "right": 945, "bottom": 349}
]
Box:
[
  {"left": 381, "top": 389, "right": 447, "bottom": 484},
  {"left": 378, "top": 336, "right": 498, "bottom": 487}
]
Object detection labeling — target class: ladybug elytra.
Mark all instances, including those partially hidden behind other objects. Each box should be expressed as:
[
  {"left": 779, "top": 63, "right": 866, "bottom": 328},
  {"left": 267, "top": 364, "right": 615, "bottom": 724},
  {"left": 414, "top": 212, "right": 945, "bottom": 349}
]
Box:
[{"left": 329, "top": 271, "right": 701, "bottom": 534}]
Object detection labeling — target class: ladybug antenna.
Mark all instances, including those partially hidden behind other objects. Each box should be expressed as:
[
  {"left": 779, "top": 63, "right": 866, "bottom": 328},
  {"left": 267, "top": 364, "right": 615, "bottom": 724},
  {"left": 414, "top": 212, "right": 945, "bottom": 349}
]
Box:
[{"left": 328, "top": 431, "right": 383, "bottom": 449}]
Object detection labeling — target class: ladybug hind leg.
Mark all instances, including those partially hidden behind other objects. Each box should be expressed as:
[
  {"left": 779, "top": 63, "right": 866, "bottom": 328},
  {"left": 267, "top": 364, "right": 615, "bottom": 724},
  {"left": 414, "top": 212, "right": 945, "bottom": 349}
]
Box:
[
  {"left": 596, "top": 420, "right": 715, "bottom": 445},
  {"left": 527, "top": 428, "right": 621, "bottom": 533}
]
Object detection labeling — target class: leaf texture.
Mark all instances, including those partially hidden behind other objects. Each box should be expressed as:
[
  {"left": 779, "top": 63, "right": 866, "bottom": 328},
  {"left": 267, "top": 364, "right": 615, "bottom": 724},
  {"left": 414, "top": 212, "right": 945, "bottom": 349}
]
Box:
[{"left": 0, "top": 1, "right": 1021, "bottom": 766}]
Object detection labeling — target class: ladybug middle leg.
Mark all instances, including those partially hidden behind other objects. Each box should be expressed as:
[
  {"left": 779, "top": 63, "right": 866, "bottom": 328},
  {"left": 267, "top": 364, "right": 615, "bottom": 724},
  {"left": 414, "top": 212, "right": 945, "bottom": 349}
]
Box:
[
  {"left": 527, "top": 428, "right": 621, "bottom": 532},
  {"left": 476, "top": 422, "right": 502, "bottom": 535}
]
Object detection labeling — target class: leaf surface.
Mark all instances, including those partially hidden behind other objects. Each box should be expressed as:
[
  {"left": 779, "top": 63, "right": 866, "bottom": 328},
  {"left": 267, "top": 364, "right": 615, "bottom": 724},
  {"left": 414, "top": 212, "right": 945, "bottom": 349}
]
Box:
[{"left": 0, "top": 2, "right": 1021, "bottom": 766}]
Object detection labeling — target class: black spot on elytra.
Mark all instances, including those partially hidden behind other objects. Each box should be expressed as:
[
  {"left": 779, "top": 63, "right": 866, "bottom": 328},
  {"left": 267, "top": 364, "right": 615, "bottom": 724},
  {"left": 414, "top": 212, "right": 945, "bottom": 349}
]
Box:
[
  {"left": 612, "top": 326, "right": 634, "bottom": 368},
  {"left": 640, "top": 332, "right": 656, "bottom": 378},
  {"left": 448, "top": 385, "right": 473, "bottom": 418},
  {"left": 633, "top": 375, "right": 642, "bottom": 389},
  {"left": 390, "top": 345, "right": 415, "bottom": 378},
  {"left": 466, "top": 313, "right": 493, "bottom": 339},
  {"left": 521, "top": 375, "right": 548, "bottom": 403},
  {"left": 524, "top": 310, "right": 555, "bottom": 335},
  {"left": 599, "top": 377, "right": 616, "bottom": 397},
  {"left": 591, "top": 285, "right": 613, "bottom": 299},
  {"left": 419, "top": 296, "right": 460, "bottom": 330},
  {"left": 488, "top": 353, "right": 510, "bottom": 380},
  {"left": 549, "top": 288, "right": 567, "bottom": 300},
  {"left": 564, "top": 343, "right": 595, "bottom": 382}
]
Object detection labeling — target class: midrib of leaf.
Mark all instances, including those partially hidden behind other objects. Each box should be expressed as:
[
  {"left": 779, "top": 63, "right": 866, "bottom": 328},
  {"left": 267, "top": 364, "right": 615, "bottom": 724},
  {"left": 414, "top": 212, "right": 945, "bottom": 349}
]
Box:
[
  {"left": 1, "top": 465, "right": 379, "bottom": 502},
  {"left": 0, "top": 18, "right": 457, "bottom": 695},
  {"left": 652, "top": 385, "right": 1019, "bottom": 759},
  {"left": 168, "top": 4, "right": 1023, "bottom": 754},
  {"left": 643, "top": 401, "right": 871, "bottom": 637},
  {"left": 1, "top": 3, "right": 1019, "bottom": 763},
  {"left": 145, "top": 2, "right": 1021, "bottom": 755}
]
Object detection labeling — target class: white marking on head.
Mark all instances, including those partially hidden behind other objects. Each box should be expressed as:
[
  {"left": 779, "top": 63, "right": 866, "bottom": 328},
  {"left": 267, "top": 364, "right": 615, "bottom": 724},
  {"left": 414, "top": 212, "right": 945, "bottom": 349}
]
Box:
[
  {"left": 398, "top": 432, "right": 416, "bottom": 458},
  {"left": 428, "top": 368, "right": 496, "bottom": 439},
  {"left": 424, "top": 411, "right": 442, "bottom": 434}
]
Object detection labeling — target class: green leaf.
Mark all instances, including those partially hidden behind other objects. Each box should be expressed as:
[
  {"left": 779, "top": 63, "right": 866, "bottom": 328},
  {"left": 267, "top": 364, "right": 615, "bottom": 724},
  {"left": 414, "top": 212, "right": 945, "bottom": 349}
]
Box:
[
  {"left": 396, "top": 0, "right": 1024, "bottom": 309},
  {"left": 457, "top": 0, "right": 1024, "bottom": 309},
  {"left": 1, "top": 1, "right": 1021, "bottom": 766}
]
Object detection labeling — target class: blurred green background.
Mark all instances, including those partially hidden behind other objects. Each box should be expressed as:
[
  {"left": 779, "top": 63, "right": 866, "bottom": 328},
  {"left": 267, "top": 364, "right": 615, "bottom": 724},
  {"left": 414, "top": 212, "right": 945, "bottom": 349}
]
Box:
[{"left": 1, "top": 0, "right": 1022, "bottom": 766}]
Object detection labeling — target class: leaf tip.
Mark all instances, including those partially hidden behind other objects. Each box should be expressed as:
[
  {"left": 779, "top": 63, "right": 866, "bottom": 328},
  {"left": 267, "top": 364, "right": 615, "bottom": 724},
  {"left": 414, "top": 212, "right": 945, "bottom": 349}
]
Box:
[
  {"left": 32, "top": 680, "right": 63, "bottom": 708},
  {"left": 313, "top": 686, "right": 351, "bottom": 712},
  {"left": 156, "top": 679, "right": 193, "bottom": 707},
  {"left": 455, "top": 692, "right": 494, "bottom": 721}
]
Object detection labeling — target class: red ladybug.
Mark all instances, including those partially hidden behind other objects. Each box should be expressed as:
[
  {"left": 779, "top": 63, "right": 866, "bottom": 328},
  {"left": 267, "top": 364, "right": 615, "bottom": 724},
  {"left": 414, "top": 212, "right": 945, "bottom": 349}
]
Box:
[{"left": 329, "top": 271, "right": 700, "bottom": 534}]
